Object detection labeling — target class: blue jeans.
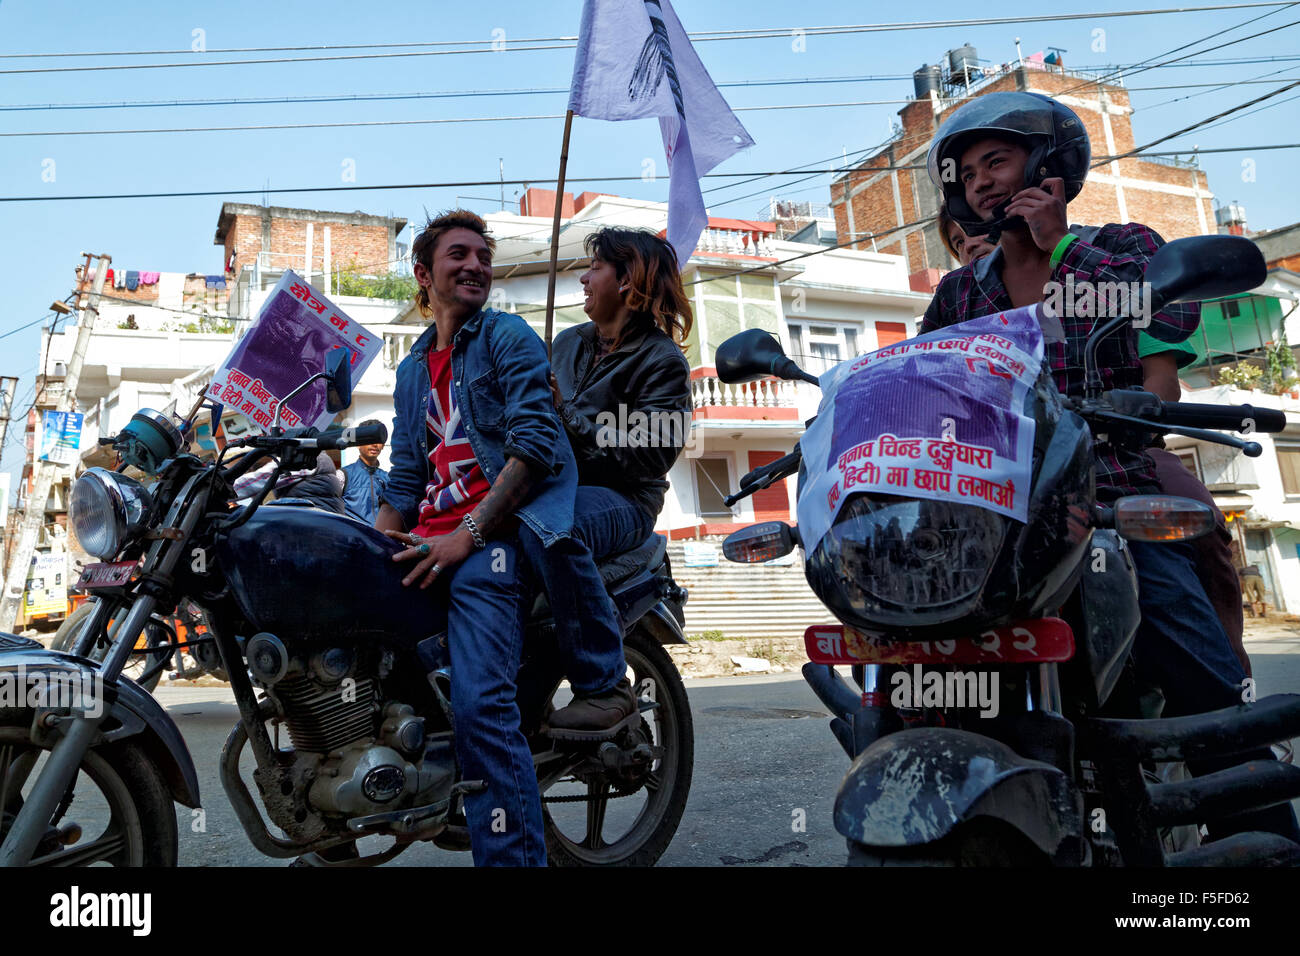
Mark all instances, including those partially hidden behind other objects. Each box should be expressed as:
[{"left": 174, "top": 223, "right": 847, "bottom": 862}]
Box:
[
  {"left": 1128, "top": 540, "right": 1300, "bottom": 843},
  {"left": 518, "top": 486, "right": 653, "bottom": 697},
  {"left": 439, "top": 536, "right": 547, "bottom": 867}
]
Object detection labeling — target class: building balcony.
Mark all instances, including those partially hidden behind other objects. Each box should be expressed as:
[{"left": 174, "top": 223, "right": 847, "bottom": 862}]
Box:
[{"left": 689, "top": 369, "right": 800, "bottom": 423}]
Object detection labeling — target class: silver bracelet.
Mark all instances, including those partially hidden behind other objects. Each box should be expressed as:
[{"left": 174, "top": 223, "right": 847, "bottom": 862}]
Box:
[{"left": 462, "top": 513, "right": 486, "bottom": 550}]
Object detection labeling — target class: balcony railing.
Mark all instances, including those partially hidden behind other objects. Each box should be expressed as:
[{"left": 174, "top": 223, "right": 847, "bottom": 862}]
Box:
[{"left": 691, "top": 374, "right": 797, "bottom": 410}]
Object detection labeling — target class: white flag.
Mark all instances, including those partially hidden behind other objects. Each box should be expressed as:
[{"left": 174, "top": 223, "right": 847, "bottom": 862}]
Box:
[{"left": 568, "top": 0, "right": 755, "bottom": 265}]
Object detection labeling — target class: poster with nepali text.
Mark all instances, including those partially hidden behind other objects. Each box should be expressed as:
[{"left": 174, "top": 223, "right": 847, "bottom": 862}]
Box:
[
  {"left": 797, "top": 307, "right": 1045, "bottom": 554},
  {"left": 207, "top": 270, "right": 381, "bottom": 432}
]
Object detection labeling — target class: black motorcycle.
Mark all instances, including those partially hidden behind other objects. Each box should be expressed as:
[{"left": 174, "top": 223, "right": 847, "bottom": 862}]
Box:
[
  {"left": 0, "top": 350, "right": 693, "bottom": 867},
  {"left": 717, "top": 235, "right": 1300, "bottom": 866}
]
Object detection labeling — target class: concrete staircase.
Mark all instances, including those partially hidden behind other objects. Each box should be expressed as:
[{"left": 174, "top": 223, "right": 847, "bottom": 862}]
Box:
[{"left": 664, "top": 541, "right": 839, "bottom": 640}]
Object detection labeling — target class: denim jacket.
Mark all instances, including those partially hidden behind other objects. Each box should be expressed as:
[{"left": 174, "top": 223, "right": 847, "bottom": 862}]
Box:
[{"left": 378, "top": 308, "right": 575, "bottom": 547}]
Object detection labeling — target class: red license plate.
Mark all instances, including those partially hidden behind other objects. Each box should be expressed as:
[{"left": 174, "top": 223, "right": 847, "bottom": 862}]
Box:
[
  {"left": 804, "top": 618, "right": 1075, "bottom": 665},
  {"left": 76, "top": 561, "right": 138, "bottom": 590}
]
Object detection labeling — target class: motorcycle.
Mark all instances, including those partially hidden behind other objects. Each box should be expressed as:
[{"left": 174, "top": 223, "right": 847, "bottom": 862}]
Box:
[
  {"left": 0, "top": 348, "right": 693, "bottom": 867},
  {"left": 717, "top": 234, "right": 1300, "bottom": 866}
]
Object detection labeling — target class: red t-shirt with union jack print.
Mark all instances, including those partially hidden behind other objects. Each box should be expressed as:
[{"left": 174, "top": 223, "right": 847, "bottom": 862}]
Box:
[{"left": 413, "top": 346, "right": 491, "bottom": 537}]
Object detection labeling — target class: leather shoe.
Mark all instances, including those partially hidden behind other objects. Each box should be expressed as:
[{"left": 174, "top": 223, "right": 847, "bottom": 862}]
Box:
[{"left": 547, "top": 678, "right": 637, "bottom": 737}]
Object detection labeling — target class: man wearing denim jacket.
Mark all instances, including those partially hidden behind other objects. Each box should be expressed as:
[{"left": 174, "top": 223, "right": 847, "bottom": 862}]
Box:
[{"left": 375, "top": 209, "right": 576, "bottom": 867}]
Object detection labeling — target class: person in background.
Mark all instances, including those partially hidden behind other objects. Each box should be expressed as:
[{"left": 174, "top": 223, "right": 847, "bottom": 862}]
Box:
[{"left": 340, "top": 420, "right": 389, "bottom": 524}]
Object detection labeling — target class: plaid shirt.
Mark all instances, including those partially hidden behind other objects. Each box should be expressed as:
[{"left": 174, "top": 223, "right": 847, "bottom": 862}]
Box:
[{"left": 920, "top": 222, "right": 1200, "bottom": 500}]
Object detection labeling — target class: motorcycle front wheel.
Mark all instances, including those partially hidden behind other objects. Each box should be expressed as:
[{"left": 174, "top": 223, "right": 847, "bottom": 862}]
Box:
[
  {"left": 0, "top": 712, "right": 178, "bottom": 866},
  {"left": 541, "top": 626, "right": 694, "bottom": 866}
]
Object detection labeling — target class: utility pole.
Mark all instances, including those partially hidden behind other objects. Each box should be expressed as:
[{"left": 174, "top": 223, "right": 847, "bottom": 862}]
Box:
[
  {"left": 0, "top": 375, "right": 19, "bottom": 459},
  {"left": 0, "top": 253, "right": 110, "bottom": 632}
]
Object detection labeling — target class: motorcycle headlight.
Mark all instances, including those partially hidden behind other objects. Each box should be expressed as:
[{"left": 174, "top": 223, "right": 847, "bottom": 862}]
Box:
[
  {"left": 70, "top": 467, "right": 153, "bottom": 559},
  {"left": 806, "top": 494, "right": 1007, "bottom": 632}
]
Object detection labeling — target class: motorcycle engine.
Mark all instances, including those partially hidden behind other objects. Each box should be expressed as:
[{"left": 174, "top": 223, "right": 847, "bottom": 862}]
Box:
[{"left": 247, "top": 634, "right": 454, "bottom": 826}]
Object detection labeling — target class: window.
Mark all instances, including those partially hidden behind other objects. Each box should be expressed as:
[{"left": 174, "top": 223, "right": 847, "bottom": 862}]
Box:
[
  {"left": 1277, "top": 443, "right": 1300, "bottom": 496},
  {"left": 1174, "top": 448, "right": 1201, "bottom": 482},
  {"left": 787, "top": 321, "right": 862, "bottom": 374},
  {"left": 693, "top": 457, "right": 734, "bottom": 517},
  {"left": 1222, "top": 299, "right": 1241, "bottom": 319}
]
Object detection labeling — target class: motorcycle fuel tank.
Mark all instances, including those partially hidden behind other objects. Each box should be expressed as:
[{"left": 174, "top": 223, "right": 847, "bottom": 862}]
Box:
[{"left": 215, "top": 503, "right": 439, "bottom": 643}]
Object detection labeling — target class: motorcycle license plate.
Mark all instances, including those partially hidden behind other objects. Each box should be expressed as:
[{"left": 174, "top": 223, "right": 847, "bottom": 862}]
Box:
[
  {"left": 804, "top": 618, "right": 1075, "bottom": 665},
  {"left": 76, "top": 561, "right": 138, "bottom": 590}
]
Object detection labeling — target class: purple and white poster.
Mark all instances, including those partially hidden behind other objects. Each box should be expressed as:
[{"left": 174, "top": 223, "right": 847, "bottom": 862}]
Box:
[
  {"left": 207, "top": 270, "right": 380, "bottom": 432},
  {"left": 797, "top": 307, "right": 1045, "bottom": 554}
]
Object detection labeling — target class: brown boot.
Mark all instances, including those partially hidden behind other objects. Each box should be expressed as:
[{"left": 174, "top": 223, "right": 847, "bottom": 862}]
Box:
[{"left": 546, "top": 678, "right": 638, "bottom": 740}]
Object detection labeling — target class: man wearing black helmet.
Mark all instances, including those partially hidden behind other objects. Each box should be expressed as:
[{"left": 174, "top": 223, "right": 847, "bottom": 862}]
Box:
[{"left": 920, "top": 90, "right": 1298, "bottom": 844}]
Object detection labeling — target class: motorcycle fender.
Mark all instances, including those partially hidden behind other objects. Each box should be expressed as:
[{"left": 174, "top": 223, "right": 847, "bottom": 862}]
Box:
[
  {"left": 0, "top": 643, "right": 201, "bottom": 809},
  {"left": 638, "top": 601, "right": 688, "bottom": 645},
  {"left": 834, "top": 727, "right": 1081, "bottom": 862}
]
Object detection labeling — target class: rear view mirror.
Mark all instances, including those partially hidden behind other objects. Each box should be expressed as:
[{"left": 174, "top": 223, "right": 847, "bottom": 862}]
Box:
[
  {"left": 722, "top": 521, "right": 799, "bottom": 562},
  {"left": 1147, "top": 235, "right": 1266, "bottom": 314},
  {"left": 715, "top": 329, "right": 819, "bottom": 386},
  {"left": 325, "top": 347, "right": 352, "bottom": 413}
]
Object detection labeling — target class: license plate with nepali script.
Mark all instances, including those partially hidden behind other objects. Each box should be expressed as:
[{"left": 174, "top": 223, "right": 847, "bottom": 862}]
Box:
[
  {"left": 804, "top": 618, "right": 1075, "bottom": 666},
  {"left": 76, "top": 561, "right": 138, "bottom": 590}
]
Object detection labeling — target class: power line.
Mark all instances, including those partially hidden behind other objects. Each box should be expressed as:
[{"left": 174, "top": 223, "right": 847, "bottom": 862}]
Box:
[
  {"left": 7, "top": 142, "right": 1299, "bottom": 207},
  {"left": 0, "top": 99, "right": 911, "bottom": 138},
  {"left": 3, "top": 4, "right": 1293, "bottom": 62},
  {"left": 9, "top": 67, "right": 1300, "bottom": 115}
]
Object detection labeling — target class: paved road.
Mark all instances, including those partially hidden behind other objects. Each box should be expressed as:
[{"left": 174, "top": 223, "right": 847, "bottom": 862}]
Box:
[{"left": 161, "top": 631, "right": 1300, "bottom": 867}]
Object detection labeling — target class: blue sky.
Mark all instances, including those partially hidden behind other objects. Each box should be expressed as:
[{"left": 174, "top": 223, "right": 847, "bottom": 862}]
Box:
[{"left": 3, "top": 0, "right": 1300, "bottom": 496}]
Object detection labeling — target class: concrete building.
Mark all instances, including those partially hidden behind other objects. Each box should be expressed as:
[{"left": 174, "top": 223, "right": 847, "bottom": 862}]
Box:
[{"left": 830, "top": 53, "right": 1218, "bottom": 291}]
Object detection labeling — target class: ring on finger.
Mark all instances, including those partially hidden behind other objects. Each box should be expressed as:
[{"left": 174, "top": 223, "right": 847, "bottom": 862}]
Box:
[
  {"left": 417, "top": 543, "right": 431, "bottom": 556},
  {"left": 431, "top": 564, "right": 442, "bottom": 576}
]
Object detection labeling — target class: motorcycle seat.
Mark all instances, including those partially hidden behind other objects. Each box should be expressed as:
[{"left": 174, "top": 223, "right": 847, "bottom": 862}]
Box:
[{"left": 527, "top": 533, "right": 667, "bottom": 620}]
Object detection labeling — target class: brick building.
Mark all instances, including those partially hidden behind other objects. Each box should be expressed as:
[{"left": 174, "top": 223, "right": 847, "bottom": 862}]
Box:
[
  {"left": 213, "top": 203, "right": 408, "bottom": 283},
  {"left": 830, "top": 64, "right": 1217, "bottom": 289}
]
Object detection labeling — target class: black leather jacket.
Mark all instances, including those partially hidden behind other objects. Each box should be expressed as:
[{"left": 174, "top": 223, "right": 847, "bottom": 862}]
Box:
[{"left": 551, "top": 320, "right": 692, "bottom": 521}]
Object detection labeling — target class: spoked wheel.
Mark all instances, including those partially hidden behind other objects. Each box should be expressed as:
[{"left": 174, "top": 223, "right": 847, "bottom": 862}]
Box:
[
  {"left": 0, "top": 712, "right": 177, "bottom": 866},
  {"left": 51, "top": 600, "right": 174, "bottom": 693},
  {"left": 541, "top": 627, "right": 693, "bottom": 866}
]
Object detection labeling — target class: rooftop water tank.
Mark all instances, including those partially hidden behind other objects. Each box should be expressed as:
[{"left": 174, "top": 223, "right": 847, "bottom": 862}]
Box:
[
  {"left": 913, "top": 64, "right": 943, "bottom": 98},
  {"left": 948, "top": 43, "right": 979, "bottom": 75}
]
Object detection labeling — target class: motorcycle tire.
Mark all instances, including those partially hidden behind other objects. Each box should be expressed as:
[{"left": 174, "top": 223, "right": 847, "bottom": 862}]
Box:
[
  {"left": 846, "top": 818, "right": 1049, "bottom": 867},
  {"left": 542, "top": 625, "right": 694, "bottom": 867},
  {"left": 0, "top": 711, "right": 178, "bottom": 866},
  {"left": 51, "top": 601, "right": 171, "bottom": 693}
]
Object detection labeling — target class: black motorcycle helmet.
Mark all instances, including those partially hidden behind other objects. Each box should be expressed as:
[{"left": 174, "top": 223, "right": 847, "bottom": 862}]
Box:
[{"left": 925, "top": 91, "right": 1091, "bottom": 239}]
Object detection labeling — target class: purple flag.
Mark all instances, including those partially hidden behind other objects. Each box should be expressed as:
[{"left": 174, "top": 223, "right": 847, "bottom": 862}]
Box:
[{"left": 568, "top": 0, "right": 755, "bottom": 265}]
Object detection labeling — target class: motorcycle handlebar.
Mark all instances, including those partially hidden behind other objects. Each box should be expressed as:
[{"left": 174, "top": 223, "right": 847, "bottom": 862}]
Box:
[
  {"left": 313, "top": 422, "right": 389, "bottom": 450},
  {"left": 1154, "top": 401, "right": 1286, "bottom": 434}
]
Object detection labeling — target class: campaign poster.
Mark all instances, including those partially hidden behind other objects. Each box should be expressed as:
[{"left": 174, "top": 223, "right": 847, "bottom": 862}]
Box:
[
  {"left": 207, "top": 270, "right": 381, "bottom": 432},
  {"left": 23, "top": 551, "right": 67, "bottom": 617},
  {"left": 38, "top": 411, "right": 83, "bottom": 466},
  {"left": 796, "top": 307, "right": 1046, "bottom": 554}
]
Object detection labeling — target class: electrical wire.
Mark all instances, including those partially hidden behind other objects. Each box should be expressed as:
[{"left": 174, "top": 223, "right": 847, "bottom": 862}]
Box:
[{"left": 2, "top": 4, "right": 1291, "bottom": 72}]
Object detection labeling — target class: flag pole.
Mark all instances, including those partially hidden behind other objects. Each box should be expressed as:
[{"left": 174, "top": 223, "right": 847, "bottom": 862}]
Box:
[{"left": 543, "top": 109, "right": 575, "bottom": 357}]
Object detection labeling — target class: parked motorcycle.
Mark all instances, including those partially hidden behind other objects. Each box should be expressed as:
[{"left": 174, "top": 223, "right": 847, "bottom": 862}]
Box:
[
  {"left": 718, "top": 235, "right": 1300, "bottom": 866},
  {"left": 0, "top": 348, "right": 693, "bottom": 867}
]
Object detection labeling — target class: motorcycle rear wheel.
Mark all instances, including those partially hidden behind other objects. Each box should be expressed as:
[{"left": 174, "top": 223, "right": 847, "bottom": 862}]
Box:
[
  {"left": 0, "top": 713, "right": 178, "bottom": 866},
  {"left": 542, "top": 627, "right": 694, "bottom": 866}
]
